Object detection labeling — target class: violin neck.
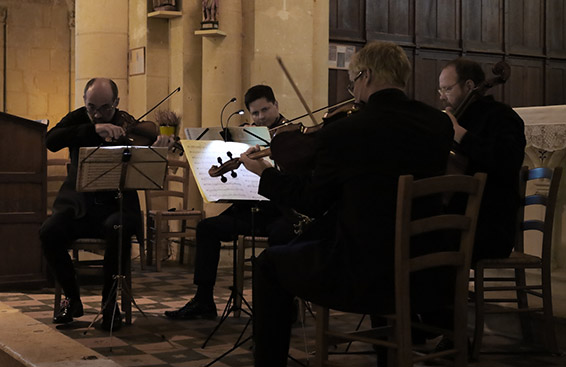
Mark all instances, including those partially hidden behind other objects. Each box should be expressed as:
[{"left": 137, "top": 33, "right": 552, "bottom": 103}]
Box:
[{"left": 247, "top": 147, "right": 271, "bottom": 160}]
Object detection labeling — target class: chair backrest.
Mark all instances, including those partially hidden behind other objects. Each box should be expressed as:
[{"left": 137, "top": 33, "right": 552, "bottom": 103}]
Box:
[
  {"left": 394, "top": 173, "right": 486, "bottom": 359},
  {"left": 47, "top": 157, "right": 70, "bottom": 215},
  {"left": 515, "top": 166, "right": 562, "bottom": 263},
  {"left": 145, "top": 159, "right": 191, "bottom": 212}
]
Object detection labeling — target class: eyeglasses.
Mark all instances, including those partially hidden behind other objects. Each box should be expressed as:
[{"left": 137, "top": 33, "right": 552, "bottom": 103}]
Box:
[
  {"left": 347, "top": 71, "right": 364, "bottom": 96},
  {"left": 86, "top": 101, "right": 116, "bottom": 115},
  {"left": 438, "top": 81, "right": 460, "bottom": 96}
]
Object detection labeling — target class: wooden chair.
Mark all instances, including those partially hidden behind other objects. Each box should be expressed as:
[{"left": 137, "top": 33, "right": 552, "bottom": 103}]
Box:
[
  {"left": 145, "top": 159, "right": 203, "bottom": 271},
  {"left": 470, "top": 166, "right": 562, "bottom": 359},
  {"left": 47, "top": 158, "right": 70, "bottom": 217},
  {"left": 315, "top": 173, "right": 486, "bottom": 367}
]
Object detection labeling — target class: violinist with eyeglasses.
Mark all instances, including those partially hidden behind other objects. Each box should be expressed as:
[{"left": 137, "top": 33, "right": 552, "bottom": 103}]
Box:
[
  {"left": 40, "top": 78, "right": 174, "bottom": 331},
  {"left": 239, "top": 41, "right": 455, "bottom": 367}
]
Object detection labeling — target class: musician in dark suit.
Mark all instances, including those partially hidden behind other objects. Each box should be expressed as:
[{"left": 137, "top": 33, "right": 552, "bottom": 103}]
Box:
[
  {"left": 40, "top": 78, "right": 172, "bottom": 331},
  {"left": 240, "top": 41, "right": 455, "bottom": 367},
  {"left": 439, "top": 58, "right": 526, "bottom": 261},
  {"left": 163, "top": 85, "right": 295, "bottom": 320}
]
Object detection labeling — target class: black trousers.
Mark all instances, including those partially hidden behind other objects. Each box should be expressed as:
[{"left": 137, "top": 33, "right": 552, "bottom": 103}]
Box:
[
  {"left": 193, "top": 203, "right": 295, "bottom": 287},
  {"left": 40, "top": 202, "right": 137, "bottom": 304}
]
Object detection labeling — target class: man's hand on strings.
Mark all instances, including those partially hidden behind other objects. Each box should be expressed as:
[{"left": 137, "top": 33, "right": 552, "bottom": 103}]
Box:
[
  {"left": 95, "top": 123, "right": 125, "bottom": 141},
  {"left": 152, "top": 134, "right": 176, "bottom": 148},
  {"left": 240, "top": 145, "right": 273, "bottom": 176}
]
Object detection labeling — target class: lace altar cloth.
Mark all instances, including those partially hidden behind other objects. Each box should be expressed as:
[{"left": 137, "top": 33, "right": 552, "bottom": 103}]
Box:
[{"left": 514, "top": 105, "right": 566, "bottom": 152}]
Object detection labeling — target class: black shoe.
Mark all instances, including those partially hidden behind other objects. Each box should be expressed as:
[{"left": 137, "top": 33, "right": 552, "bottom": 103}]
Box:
[
  {"left": 164, "top": 298, "right": 217, "bottom": 320},
  {"left": 53, "top": 297, "right": 84, "bottom": 324},
  {"left": 101, "top": 303, "right": 123, "bottom": 331}
]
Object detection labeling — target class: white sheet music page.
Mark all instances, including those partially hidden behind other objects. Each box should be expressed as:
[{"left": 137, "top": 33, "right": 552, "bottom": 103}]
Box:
[{"left": 180, "top": 139, "right": 269, "bottom": 203}]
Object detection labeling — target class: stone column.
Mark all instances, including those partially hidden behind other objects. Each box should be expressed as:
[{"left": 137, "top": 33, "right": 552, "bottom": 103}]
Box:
[
  {"left": 199, "top": 0, "right": 243, "bottom": 128},
  {"left": 242, "top": 0, "right": 328, "bottom": 123},
  {"left": 74, "top": 0, "right": 128, "bottom": 109}
]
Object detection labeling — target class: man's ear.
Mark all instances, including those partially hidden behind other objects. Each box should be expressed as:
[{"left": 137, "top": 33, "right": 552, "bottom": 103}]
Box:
[
  {"left": 114, "top": 97, "right": 120, "bottom": 108},
  {"left": 364, "top": 69, "right": 372, "bottom": 85},
  {"left": 465, "top": 79, "right": 475, "bottom": 90}
]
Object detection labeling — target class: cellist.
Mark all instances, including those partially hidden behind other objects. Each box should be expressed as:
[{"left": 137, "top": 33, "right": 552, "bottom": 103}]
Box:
[{"left": 439, "top": 59, "right": 526, "bottom": 262}]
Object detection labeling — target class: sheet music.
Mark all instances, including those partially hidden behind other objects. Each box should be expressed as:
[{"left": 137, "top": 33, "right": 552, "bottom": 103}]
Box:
[
  {"left": 180, "top": 140, "right": 269, "bottom": 203},
  {"left": 77, "top": 146, "right": 168, "bottom": 191}
]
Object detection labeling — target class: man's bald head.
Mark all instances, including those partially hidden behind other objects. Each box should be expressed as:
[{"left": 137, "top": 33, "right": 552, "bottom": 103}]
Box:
[{"left": 83, "top": 78, "right": 119, "bottom": 123}]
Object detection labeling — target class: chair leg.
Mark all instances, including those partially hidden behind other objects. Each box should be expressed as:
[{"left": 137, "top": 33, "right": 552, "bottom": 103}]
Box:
[
  {"left": 542, "top": 267, "right": 559, "bottom": 354},
  {"left": 234, "top": 237, "right": 245, "bottom": 318},
  {"left": 136, "top": 234, "right": 146, "bottom": 271},
  {"left": 146, "top": 218, "right": 154, "bottom": 267},
  {"left": 155, "top": 216, "right": 162, "bottom": 272},
  {"left": 515, "top": 268, "right": 534, "bottom": 342},
  {"left": 472, "top": 267, "right": 485, "bottom": 360},
  {"left": 314, "top": 304, "right": 329, "bottom": 367},
  {"left": 122, "top": 260, "right": 132, "bottom": 325}
]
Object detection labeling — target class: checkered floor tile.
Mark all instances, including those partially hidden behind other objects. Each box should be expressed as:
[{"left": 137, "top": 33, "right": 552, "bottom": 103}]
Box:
[{"left": 2, "top": 258, "right": 566, "bottom": 367}]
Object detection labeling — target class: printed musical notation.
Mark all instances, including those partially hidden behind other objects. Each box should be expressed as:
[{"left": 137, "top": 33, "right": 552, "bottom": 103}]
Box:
[{"left": 181, "top": 140, "right": 269, "bottom": 203}]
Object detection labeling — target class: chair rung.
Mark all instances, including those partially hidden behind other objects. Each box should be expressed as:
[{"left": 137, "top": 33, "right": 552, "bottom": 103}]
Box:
[
  {"left": 481, "top": 277, "right": 519, "bottom": 282},
  {"left": 485, "top": 306, "right": 543, "bottom": 314},
  {"left": 484, "top": 298, "right": 520, "bottom": 303},
  {"left": 483, "top": 285, "right": 542, "bottom": 291}
]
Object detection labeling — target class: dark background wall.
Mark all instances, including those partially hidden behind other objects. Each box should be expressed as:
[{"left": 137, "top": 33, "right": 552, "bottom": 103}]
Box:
[{"left": 329, "top": 0, "right": 566, "bottom": 109}]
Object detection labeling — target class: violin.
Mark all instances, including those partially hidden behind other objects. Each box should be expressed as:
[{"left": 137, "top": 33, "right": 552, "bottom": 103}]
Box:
[
  {"left": 111, "top": 111, "right": 184, "bottom": 155},
  {"left": 108, "top": 87, "right": 184, "bottom": 155},
  {"left": 447, "top": 61, "right": 510, "bottom": 174},
  {"left": 209, "top": 56, "right": 363, "bottom": 181},
  {"left": 208, "top": 99, "right": 362, "bottom": 179}
]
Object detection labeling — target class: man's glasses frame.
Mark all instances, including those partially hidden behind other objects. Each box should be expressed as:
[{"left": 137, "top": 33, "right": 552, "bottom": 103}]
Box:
[
  {"left": 347, "top": 70, "right": 364, "bottom": 96},
  {"left": 438, "top": 81, "right": 461, "bottom": 96},
  {"left": 86, "top": 100, "right": 117, "bottom": 115}
]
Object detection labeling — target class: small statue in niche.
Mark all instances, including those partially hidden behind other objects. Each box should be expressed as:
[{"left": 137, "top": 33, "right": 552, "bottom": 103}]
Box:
[
  {"left": 201, "top": 0, "right": 219, "bottom": 29},
  {"left": 153, "top": 0, "right": 176, "bottom": 11}
]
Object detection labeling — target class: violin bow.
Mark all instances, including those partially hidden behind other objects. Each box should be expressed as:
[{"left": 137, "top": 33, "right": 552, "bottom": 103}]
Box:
[
  {"left": 136, "top": 86, "right": 181, "bottom": 121},
  {"left": 276, "top": 56, "right": 318, "bottom": 126}
]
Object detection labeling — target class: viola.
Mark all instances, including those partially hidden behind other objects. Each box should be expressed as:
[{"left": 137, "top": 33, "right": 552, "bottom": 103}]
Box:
[
  {"left": 209, "top": 56, "right": 363, "bottom": 180},
  {"left": 109, "top": 111, "right": 184, "bottom": 155},
  {"left": 208, "top": 101, "right": 363, "bottom": 180},
  {"left": 447, "top": 61, "right": 510, "bottom": 174}
]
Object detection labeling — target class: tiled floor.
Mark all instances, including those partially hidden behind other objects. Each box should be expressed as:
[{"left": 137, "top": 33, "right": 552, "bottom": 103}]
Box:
[{"left": 2, "top": 257, "right": 566, "bottom": 367}]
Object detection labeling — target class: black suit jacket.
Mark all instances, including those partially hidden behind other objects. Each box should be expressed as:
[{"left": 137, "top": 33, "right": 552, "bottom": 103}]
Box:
[
  {"left": 257, "top": 89, "right": 454, "bottom": 313},
  {"left": 454, "top": 96, "right": 526, "bottom": 260},
  {"left": 46, "top": 108, "right": 144, "bottom": 228}
]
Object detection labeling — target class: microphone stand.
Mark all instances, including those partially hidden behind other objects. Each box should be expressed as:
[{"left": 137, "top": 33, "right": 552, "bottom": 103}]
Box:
[{"left": 220, "top": 97, "right": 237, "bottom": 142}]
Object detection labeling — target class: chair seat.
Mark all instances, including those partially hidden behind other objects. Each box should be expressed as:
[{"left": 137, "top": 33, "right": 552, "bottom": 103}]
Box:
[
  {"left": 148, "top": 209, "right": 202, "bottom": 218},
  {"left": 477, "top": 252, "right": 542, "bottom": 268}
]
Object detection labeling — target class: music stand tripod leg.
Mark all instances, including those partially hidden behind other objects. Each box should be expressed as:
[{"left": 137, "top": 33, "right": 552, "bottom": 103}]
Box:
[
  {"left": 201, "top": 205, "right": 259, "bottom": 364},
  {"left": 201, "top": 223, "right": 252, "bottom": 348}
]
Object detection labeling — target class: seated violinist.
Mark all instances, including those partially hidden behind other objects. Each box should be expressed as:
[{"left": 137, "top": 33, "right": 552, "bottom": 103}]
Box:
[
  {"left": 163, "top": 84, "right": 296, "bottom": 320},
  {"left": 239, "top": 41, "right": 455, "bottom": 367},
  {"left": 40, "top": 78, "right": 173, "bottom": 331}
]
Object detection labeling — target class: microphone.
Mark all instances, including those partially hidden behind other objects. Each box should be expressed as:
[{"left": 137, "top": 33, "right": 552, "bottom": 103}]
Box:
[
  {"left": 227, "top": 109, "right": 245, "bottom": 127},
  {"left": 221, "top": 109, "right": 245, "bottom": 142},
  {"left": 220, "top": 97, "right": 237, "bottom": 142}
]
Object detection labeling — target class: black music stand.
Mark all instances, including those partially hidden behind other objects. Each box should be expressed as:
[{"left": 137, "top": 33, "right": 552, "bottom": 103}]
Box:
[
  {"left": 180, "top": 139, "right": 270, "bottom": 365},
  {"left": 76, "top": 145, "right": 168, "bottom": 338}
]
